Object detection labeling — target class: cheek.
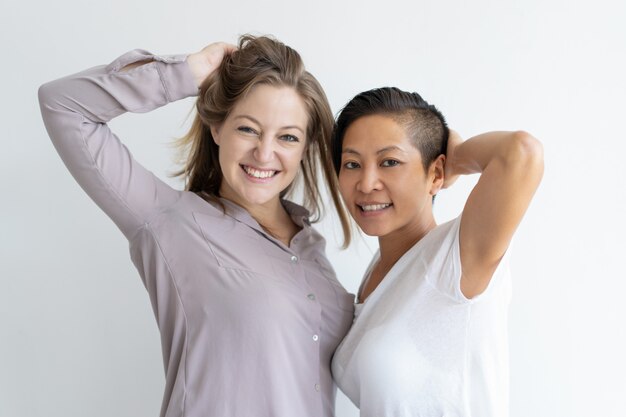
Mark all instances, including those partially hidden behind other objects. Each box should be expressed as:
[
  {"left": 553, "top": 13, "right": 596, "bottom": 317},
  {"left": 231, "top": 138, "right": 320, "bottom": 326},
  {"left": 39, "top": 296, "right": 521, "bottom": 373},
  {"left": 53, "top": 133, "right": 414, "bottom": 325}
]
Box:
[
  {"left": 281, "top": 147, "right": 306, "bottom": 169},
  {"left": 338, "top": 173, "right": 353, "bottom": 198},
  {"left": 220, "top": 138, "right": 251, "bottom": 163},
  {"left": 218, "top": 144, "right": 235, "bottom": 169}
]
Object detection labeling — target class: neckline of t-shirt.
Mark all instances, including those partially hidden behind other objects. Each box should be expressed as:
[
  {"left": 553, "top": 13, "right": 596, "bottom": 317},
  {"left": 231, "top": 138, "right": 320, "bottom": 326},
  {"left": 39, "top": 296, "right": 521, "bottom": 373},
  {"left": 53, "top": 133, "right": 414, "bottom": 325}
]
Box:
[{"left": 355, "top": 221, "right": 446, "bottom": 311}]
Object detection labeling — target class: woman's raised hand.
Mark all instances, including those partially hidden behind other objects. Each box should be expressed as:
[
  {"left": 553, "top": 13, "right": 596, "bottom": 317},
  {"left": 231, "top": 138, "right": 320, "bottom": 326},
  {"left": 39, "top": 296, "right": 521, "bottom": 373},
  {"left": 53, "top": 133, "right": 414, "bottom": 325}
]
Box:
[{"left": 187, "top": 42, "right": 238, "bottom": 88}]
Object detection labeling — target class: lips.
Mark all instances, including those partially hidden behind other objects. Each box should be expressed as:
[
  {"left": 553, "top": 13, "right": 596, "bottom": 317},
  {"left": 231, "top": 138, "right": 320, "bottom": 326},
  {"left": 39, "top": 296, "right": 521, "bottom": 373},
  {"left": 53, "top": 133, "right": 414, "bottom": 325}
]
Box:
[
  {"left": 241, "top": 164, "right": 279, "bottom": 179},
  {"left": 358, "top": 203, "right": 392, "bottom": 212}
]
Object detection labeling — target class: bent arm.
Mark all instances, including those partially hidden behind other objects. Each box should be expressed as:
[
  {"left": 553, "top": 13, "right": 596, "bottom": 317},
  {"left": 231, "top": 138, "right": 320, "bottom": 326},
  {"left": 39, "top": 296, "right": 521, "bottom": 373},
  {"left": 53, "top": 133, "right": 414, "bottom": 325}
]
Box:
[
  {"left": 38, "top": 50, "right": 198, "bottom": 239},
  {"left": 446, "top": 131, "right": 544, "bottom": 298}
]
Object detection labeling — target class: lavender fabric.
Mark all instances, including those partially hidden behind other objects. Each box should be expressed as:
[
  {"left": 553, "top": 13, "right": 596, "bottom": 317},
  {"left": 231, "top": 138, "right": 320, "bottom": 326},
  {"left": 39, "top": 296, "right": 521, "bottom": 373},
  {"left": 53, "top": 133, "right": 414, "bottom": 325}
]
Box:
[{"left": 39, "top": 50, "right": 354, "bottom": 417}]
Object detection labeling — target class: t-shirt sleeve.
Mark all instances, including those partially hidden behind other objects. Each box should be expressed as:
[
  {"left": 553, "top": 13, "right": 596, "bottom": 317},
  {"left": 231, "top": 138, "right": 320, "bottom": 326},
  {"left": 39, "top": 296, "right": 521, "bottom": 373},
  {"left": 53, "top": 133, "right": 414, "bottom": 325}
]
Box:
[
  {"left": 424, "top": 216, "right": 511, "bottom": 304},
  {"left": 38, "top": 50, "right": 199, "bottom": 240}
]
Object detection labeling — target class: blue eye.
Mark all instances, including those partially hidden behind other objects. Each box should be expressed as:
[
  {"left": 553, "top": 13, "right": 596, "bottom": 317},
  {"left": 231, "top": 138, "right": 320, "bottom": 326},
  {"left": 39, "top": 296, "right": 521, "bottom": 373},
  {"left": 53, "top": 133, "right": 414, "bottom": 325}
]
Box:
[
  {"left": 237, "top": 126, "right": 258, "bottom": 135},
  {"left": 281, "top": 134, "right": 300, "bottom": 143},
  {"left": 343, "top": 161, "right": 360, "bottom": 170},
  {"left": 381, "top": 159, "right": 399, "bottom": 167}
]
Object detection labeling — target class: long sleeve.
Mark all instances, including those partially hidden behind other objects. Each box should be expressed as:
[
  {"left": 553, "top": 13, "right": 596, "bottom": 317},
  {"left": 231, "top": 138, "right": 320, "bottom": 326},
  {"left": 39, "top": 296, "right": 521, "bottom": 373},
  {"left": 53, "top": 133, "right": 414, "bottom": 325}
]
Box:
[{"left": 38, "top": 49, "right": 198, "bottom": 239}]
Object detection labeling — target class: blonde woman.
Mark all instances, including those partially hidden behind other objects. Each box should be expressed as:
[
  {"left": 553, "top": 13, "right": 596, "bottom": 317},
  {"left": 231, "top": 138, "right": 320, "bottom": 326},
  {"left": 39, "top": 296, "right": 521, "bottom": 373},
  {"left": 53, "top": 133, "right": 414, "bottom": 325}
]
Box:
[{"left": 39, "top": 36, "right": 353, "bottom": 417}]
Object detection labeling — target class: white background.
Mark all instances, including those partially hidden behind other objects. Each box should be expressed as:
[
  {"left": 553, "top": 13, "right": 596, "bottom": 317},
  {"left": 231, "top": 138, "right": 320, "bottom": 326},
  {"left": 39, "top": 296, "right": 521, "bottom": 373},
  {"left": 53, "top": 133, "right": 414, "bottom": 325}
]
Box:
[{"left": 1, "top": 0, "right": 625, "bottom": 416}]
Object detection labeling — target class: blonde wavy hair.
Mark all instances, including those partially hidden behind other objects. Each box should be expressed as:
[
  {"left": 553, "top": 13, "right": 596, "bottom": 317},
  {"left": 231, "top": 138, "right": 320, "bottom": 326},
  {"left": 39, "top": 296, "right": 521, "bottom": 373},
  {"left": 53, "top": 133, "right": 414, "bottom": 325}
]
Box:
[{"left": 175, "top": 35, "right": 351, "bottom": 247}]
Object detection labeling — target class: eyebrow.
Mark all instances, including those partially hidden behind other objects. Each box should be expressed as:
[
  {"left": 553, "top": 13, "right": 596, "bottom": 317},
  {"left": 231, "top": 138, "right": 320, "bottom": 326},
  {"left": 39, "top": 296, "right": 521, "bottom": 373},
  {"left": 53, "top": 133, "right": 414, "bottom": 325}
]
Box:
[
  {"left": 342, "top": 145, "right": 406, "bottom": 155},
  {"left": 233, "top": 115, "right": 305, "bottom": 134}
]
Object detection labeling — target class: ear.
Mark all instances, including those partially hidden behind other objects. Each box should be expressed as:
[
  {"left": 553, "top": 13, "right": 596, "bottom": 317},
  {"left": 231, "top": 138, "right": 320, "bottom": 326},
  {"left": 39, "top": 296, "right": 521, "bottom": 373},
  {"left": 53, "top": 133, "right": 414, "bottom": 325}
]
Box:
[
  {"left": 210, "top": 124, "right": 222, "bottom": 146},
  {"left": 428, "top": 154, "right": 446, "bottom": 195}
]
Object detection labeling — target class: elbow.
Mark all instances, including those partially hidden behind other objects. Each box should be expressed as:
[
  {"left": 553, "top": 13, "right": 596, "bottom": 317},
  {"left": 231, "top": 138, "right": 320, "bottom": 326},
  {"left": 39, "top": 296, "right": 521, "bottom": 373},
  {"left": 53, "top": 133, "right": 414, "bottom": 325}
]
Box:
[
  {"left": 38, "top": 77, "right": 70, "bottom": 112},
  {"left": 38, "top": 80, "right": 67, "bottom": 143},
  {"left": 506, "top": 131, "right": 544, "bottom": 176},
  {"left": 512, "top": 130, "right": 543, "bottom": 154},
  {"left": 38, "top": 81, "right": 58, "bottom": 109}
]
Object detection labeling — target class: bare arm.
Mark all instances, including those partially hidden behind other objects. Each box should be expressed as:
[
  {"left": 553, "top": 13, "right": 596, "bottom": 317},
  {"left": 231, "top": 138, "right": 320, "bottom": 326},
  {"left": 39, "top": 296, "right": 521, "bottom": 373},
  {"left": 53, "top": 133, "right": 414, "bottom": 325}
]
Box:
[{"left": 444, "top": 130, "right": 544, "bottom": 298}]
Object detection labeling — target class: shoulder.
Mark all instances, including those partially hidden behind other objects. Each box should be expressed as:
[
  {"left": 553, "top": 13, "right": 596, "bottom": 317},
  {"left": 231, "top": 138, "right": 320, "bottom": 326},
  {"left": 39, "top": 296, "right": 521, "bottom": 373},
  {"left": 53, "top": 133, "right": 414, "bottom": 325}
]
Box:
[
  {"left": 413, "top": 216, "right": 462, "bottom": 264},
  {"left": 418, "top": 216, "right": 467, "bottom": 301},
  {"left": 425, "top": 214, "right": 512, "bottom": 303},
  {"left": 429, "top": 216, "right": 461, "bottom": 244}
]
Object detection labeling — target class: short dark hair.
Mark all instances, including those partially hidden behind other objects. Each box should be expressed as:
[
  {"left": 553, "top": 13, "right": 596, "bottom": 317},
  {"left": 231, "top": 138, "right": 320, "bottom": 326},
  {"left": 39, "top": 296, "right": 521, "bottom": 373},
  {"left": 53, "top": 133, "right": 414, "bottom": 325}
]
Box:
[{"left": 332, "top": 87, "right": 449, "bottom": 173}]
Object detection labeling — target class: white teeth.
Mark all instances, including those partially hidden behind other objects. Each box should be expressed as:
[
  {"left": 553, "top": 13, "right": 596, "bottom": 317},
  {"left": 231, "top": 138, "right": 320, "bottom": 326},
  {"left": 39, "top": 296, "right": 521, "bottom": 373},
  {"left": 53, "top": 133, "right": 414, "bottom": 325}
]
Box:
[
  {"left": 360, "top": 204, "right": 391, "bottom": 212},
  {"left": 243, "top": 166, "right": 276, "bottom": 179}
]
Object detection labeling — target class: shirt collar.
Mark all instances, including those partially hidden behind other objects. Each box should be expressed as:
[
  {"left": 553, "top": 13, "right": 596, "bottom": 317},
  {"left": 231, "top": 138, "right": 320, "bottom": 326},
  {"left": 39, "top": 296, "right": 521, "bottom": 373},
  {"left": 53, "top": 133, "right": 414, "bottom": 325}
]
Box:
[
  {"left": 281, "top": 199, "right": 311, "bottom": 228},
  {"left": 218, "top": 197, "right": 311, "bottom": 232}
]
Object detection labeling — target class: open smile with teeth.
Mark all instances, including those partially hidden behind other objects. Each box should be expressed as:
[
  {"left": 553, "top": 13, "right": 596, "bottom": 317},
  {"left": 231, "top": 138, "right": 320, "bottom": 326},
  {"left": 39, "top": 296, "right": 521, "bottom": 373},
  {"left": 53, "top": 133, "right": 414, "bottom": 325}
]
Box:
[
  {"left": 359, "top": 203, "right": 392, "bottom": 212},
  {"left": 241, "top": 165, "right": 279, "bottom": 179}
]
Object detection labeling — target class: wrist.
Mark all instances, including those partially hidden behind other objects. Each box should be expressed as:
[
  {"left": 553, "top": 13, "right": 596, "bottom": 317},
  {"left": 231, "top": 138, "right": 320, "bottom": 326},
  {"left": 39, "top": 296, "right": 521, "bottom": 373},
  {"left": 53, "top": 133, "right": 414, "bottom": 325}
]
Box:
[{"left": 186, "top": 53, "right": 209, "bottom": 88}]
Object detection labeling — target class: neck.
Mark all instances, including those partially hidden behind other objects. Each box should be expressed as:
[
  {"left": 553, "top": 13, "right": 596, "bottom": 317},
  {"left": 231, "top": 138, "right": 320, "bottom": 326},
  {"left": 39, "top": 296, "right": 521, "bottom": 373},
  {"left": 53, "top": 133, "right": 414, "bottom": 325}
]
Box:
[
  {"left": 237, "top": 197, "right": 300, "bottom": 246},
  {"left": 245, "top": 198, "right": 287, "bottom": 227},
  {"left": 377, "top": 212, "right": 437, "bottom": 271}
]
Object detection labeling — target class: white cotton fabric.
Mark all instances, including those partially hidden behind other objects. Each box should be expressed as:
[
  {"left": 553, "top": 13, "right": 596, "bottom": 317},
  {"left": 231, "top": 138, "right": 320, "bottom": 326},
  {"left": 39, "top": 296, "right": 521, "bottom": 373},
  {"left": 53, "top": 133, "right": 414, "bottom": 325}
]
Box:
[{"left": 332, "top": 216, "right": 512, "bottom": 417}]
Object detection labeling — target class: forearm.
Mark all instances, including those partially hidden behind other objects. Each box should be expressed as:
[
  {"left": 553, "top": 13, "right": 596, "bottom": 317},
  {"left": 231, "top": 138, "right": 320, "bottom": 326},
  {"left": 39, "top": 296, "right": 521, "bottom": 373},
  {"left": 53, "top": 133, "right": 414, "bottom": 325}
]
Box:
[
  {"left": 38, "top": 50, "right": 197, "bottom": 238},
  {"left": 39, "top": 50, "right": 198, "bottom": 125},
  {"left": 448, "top": 131, "right": 543, "bottom": 177}
]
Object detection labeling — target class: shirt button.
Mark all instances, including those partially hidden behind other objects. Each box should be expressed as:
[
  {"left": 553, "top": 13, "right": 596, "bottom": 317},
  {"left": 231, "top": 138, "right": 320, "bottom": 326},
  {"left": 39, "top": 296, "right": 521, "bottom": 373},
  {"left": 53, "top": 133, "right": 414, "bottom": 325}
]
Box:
[
  {"left": 290, "top": 255, "right": 298, "bottom": 263},
  {"left": 314, "top": 384, "right": 320, "bottom": 392},
  {"left": 312, "top": 334, "right": 319, "bottom": 341},
  {"left": 307, "top": 293, "right": 316, "bottom": 301}
]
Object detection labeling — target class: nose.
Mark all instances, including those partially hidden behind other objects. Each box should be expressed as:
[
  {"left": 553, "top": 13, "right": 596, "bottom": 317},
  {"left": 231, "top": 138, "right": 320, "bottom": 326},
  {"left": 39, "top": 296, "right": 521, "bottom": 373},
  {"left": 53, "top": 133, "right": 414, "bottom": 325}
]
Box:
[
  {"left": 253, "top": 135, "right": 275, "bottom": 163},
  {"left": 356, "top": 166, "right": 383, "bottom": 193}
]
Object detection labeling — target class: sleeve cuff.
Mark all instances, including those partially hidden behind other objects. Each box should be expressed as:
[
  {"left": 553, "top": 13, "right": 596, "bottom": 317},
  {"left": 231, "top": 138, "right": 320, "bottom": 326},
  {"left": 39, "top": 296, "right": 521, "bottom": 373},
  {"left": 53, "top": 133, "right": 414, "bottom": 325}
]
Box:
[
  {"left": 156, "top": 57, "right": 199, "bottom": 102},
  {"left": 106, "top": 49, "right": 199, "bottom": 102}
]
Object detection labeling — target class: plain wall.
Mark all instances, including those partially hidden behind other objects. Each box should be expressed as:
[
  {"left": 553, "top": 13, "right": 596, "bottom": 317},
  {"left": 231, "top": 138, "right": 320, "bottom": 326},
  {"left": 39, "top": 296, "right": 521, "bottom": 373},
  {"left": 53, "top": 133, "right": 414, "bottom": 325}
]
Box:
[{"left": 1, "top": 0, "right": 625, "bottom": 416}]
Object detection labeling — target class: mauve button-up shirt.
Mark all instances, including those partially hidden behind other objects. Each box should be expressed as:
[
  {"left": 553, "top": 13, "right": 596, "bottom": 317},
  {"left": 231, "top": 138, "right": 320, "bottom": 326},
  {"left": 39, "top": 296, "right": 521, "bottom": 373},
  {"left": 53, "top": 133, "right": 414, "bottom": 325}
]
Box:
[{"left": 38, "top": 49, "right": 354, "bottom": 417}]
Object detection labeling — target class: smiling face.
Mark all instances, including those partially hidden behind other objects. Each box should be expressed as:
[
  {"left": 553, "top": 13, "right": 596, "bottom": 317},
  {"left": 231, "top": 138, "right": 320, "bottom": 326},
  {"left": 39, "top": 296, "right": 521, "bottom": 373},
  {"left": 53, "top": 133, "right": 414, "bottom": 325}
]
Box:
[
  {"left": 211, "top": 84, "right": 309, "bottom": 213},
  {"left": 338, "top": 114, "right": 444, "bottom": 238}
]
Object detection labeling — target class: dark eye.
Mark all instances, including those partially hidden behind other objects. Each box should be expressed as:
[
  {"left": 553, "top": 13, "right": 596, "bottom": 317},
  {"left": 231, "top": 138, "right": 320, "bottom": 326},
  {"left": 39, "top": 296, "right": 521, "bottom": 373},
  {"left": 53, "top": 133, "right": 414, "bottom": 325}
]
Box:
[
  {"left": 280, "top": 134, "right": 300, "bottom": 143},
  {"left": 381, "top": 159, "right": 399, "bottom": 167},
  {"left": 237, "top": 126, "right": 258, "bottom": 135},
  {"left": 343, "top": 161, "right": 360, "bottom": 170}
]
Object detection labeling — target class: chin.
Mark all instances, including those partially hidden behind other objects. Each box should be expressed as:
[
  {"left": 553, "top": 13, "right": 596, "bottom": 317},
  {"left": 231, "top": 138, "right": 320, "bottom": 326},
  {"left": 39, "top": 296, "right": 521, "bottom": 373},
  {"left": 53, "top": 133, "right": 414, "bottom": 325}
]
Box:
[{"left": 356, "top": 223, "right": 390, "bottom": 238}]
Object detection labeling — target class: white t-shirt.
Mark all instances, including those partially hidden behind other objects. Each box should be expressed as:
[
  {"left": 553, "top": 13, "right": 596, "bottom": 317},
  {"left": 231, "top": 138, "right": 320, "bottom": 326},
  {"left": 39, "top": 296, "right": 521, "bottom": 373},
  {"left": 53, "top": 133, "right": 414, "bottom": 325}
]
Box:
[{"left": 331, "top": 216, "right": 512, "bottom": 417}]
